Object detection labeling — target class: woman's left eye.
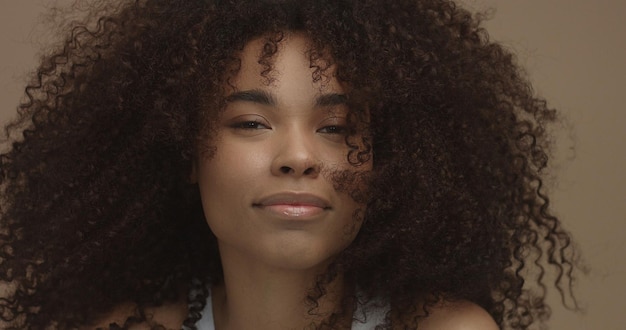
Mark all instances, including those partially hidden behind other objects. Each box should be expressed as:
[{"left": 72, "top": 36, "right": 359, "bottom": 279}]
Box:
[{"left": 317, "top": 125, "right": 347, "bottom": 134}]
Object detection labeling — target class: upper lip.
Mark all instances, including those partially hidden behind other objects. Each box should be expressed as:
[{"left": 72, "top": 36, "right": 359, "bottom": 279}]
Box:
[{"left": 254, "top": 192, "right": 331, "bottom": 209}]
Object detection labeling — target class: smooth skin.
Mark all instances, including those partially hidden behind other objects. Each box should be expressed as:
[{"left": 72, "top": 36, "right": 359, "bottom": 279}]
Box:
[
  {"left": 91, "top": 33, "right": 498, "bottom": 330},
  {"left": 193, "top": 32, "right": 369, "bottom": 330}
]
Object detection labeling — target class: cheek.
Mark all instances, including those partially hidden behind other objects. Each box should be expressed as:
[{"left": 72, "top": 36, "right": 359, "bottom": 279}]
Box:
[
  {"left": 198, "top": 142, "right": 266, "bottom": 187},
  {"left": 195, "top": 143, "right": 270, "bottom": 220}
]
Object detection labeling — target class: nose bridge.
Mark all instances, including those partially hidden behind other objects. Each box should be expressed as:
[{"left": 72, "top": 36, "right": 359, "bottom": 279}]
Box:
[{"left": 272, "top": 124, "right": 320, "bottom": 177}]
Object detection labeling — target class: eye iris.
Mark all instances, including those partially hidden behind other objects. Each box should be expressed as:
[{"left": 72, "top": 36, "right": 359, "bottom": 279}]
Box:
[
  {"left": 323, "top": 125, "right": 345, "bottom": 134},
  {"left": 230, "top": 120, "right": 266, "bottom": 130},
  {"left": 237, "top": 121, "right": 265, "bottom": 129}
]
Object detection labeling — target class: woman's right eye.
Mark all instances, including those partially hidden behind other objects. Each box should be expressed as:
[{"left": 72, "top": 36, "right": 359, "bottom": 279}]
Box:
[
  {"left": 230, "top": 120, "right": 270, "bottom": 130},
  {"left": 225, "top": 111, "right": 271, "bottom": 131}
]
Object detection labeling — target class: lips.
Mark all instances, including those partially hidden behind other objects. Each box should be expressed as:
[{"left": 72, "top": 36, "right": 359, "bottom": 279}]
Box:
[{"left": 253, "top": 192, "right": 331, "bottom": 218}]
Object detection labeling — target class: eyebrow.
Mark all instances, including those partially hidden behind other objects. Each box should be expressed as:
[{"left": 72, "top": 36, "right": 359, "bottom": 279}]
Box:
[
  {"left": 226, "top": 89, "right": 277, "bottom": 106},
  {"left": 314, "top": 93, "right": 347, "bottom": 107},
  {"left": 225, "top": 89, "right": 347, "bottom": 108}
]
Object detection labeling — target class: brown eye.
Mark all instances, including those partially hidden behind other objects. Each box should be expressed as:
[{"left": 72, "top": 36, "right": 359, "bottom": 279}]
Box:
[
  {"left": 226, "top": 114, "right": 271, "bottom": 131},
  {"left": 317, "top": 125, "right": 347, "bottom": 134},
  {"left": 318, "top": 115, "right": 348, "bottom": 136},
  {"left": 231, "top": 120, "right": 270, "bottom": 130}
]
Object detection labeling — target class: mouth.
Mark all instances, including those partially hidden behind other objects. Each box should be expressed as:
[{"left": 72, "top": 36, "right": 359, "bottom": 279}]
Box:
[{"left": 253, "top": 192, "right": 331, "bottom": 218}]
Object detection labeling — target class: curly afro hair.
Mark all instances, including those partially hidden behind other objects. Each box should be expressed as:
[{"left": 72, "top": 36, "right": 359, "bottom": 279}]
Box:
[{"left": 0, "top": 0, "right": 577, "bottom": 329}]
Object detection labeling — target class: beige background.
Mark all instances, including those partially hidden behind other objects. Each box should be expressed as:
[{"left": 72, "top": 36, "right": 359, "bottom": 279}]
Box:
[{"left": 1, "top": 1, "right": 624, "bottom": 329}]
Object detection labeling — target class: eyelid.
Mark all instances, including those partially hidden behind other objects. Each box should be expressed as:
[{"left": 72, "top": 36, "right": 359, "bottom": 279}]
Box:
[
  {"left": 317, "top": 116, "right": 348, "bottom": 134},
  {"left": 226, "top": 114, "right": 271, "bottom": 130},
  {"left": 319, "top": 116, "right": 347, "bottom": 126}
]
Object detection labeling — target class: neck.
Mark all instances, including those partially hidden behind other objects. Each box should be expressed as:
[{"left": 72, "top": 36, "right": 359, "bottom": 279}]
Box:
[{"left": 211, "top": 247, "right": 350, "bottom": 330}]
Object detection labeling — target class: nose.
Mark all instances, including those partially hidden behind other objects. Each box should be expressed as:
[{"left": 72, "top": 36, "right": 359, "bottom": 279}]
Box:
[{"left": 271, "top": 129, "right": 321, "bottom": 178}]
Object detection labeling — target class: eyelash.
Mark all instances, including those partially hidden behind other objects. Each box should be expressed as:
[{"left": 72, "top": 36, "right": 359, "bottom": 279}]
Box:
[
  {"left": 317, "top": 125, "right": 347, "bottom": 135},
  {"left": 228, "top": 119, "right": 347, "bottom": 135},
  {"left": 230, "top": 120, "right": 269, "bottom": 130}
]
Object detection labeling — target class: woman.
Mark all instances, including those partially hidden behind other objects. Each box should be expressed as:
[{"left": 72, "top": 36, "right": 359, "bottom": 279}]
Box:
[{"left": 0, "top": 0, "right": 577, "bottom": 329}]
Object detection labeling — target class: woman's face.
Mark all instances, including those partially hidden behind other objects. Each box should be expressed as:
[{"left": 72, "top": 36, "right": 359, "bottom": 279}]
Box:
[{"left": 194, "top": 34, "right": 370, "bottom": 271}]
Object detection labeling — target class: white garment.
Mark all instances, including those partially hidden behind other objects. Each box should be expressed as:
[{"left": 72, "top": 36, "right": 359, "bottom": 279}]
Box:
[{"left": 192, "top": 293, "right": 387, "bottom": 330}]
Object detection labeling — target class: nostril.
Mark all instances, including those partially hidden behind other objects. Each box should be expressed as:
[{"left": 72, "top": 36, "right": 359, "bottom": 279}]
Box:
[
  {"left": 280, "top": 166, "right": 292, "bottom": 174},
  {"left": 303, "top": 167, "right": 315, "bottom": 175}
]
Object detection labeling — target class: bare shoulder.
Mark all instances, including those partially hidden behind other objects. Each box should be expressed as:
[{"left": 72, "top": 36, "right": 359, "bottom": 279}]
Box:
[{"left": 419, "top": 300, "right": 499, "bottom": 330}]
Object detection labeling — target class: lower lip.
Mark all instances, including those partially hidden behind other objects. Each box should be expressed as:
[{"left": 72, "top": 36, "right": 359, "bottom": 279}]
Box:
[{"left": 258, "top": 204, "right": 327, "bottom": 218}]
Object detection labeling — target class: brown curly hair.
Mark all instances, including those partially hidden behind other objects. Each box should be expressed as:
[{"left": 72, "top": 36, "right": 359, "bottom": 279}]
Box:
[{"left": 0, "top": 0, "right": 578, "bottom": 329}]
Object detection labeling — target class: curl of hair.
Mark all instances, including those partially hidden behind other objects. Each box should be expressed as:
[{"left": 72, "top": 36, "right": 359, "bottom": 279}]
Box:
[{"left": 0, "top": 0, "right": 578, "bottom": 329}]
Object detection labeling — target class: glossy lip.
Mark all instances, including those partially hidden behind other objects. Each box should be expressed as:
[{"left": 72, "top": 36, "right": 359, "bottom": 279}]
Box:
[{"left": 253, "top": 192, "right": 331, "bottom": 219}]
